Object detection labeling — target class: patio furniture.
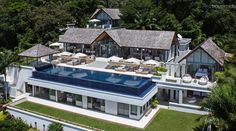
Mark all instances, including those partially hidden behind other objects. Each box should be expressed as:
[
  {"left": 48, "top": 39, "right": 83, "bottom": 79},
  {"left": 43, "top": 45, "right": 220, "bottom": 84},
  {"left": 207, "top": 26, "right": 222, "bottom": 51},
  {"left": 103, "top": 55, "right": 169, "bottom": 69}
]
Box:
[
  {"left": 143, "top": 59, "right": 160, "bottom": 67},
  {"left": 51, "top": 59, "right": 60, "bottom": 65},
  {"left": 115, "top": 65, "right": 128, "bottom": 72},
  {"left": 182, "top": 74, "right": 192, "bottom": 83},
  {"left": 67, "top": 97, "right": 73, "bottom": 103},
  {"left": 85, "top": 57, "right": 94, "bottom": 64},
  {"left": 108, "top": 56, "right": 123, "bottom": 62},
  {"left": 154, "top": 57, "right": 160, "bottom": 61},
  {"left": 72, "top": 52, "right": 87, "bottom": 59},
  {"left": 144, "top": 56, "right": 151, "bottom": 60},
  {"left": 195, "top": 68, "right": 208, "bottom": 78},
  {"left": 124, "top": 58, "right": 141, "bottom": 65},
  {"left": 187, "top": 97, "right": 197, "bottom": 104},
  {"left": 198, "top": 76, "right": 209, "bottom": 85},
  {"left": 58, "top": 51, "right": 73, "bottom": 56},
  {"left": 135, "top": 67, "right": 149, "bottom": 74},
  {"left": 67, "top": 59, "right": 80, "bottom": 66}
]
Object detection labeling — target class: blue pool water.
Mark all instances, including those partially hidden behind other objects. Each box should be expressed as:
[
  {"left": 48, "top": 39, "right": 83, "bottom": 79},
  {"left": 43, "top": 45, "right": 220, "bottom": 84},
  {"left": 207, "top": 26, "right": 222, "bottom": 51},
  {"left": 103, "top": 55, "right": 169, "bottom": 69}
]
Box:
[
  {"left": 41, "top": 66, "right": 148, "bottom": 88},
  {"left": 33, "top": 65, "right": 155, "bottom": 96}
]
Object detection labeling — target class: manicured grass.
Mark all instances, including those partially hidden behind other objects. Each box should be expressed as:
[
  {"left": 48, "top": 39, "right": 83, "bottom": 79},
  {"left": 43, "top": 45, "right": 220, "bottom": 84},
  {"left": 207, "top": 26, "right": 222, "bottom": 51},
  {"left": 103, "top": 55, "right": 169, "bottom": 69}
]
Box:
[{"left": 16, "top": 101, "right": 203, "bottom": 131}]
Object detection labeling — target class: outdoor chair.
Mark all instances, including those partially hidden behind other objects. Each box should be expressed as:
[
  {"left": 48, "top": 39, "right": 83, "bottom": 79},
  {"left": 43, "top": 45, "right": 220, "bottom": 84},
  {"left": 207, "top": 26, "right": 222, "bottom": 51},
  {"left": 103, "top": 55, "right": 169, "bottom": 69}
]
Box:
[
  {"left": 135, "top": 67, "right": 149, "bottom": 74},
  {"left": 198, "top": 76, "right": 209, "bottom": 85},
  {"left": 115, "top": 65, "right": 128, "bottom": 72},
  {"left": 182, "top": 74, "right": 192, "bottom": 83}
]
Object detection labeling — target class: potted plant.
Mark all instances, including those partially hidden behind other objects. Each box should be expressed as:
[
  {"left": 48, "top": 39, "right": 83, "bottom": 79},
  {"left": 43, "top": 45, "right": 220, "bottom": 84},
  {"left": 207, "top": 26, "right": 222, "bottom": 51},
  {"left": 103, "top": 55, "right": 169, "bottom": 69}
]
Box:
[
  {"left": 151, "top": 98, "right": 159, "bottom": 109},
  {"left": 155, "top": 66, "right": 167, "bottom": 75}
]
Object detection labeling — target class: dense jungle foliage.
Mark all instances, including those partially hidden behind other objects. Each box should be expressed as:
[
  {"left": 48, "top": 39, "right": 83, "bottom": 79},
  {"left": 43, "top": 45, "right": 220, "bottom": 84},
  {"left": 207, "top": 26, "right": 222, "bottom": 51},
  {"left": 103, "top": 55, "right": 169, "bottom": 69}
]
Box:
[{"left": 0, "top": 0, "right": 235, "bottom": 56}]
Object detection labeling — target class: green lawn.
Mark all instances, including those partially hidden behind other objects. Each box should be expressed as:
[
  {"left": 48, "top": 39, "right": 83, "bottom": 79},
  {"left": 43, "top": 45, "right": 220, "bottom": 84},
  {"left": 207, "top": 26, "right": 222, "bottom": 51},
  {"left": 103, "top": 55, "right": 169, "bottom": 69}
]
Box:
[{"left": 16, "top": 101, "right": 203, "bottom": 131}]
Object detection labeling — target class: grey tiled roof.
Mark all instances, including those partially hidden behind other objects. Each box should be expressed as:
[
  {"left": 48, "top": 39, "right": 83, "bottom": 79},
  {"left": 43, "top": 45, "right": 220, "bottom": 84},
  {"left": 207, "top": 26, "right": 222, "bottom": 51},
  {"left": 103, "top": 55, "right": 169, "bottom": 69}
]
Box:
[
  {"left": 59, "top": 28, "right": 176, "bottom": 49},
  {"left": 201, "top": 38, "right": 225, "bottom": 66},
  {"left": 106, "top": 29, "right": 176, "bottom": 49},
  {"left": 91, "top": 8, "right": 122, "bottom": 20},
  {"left": 18, "top": 44, "right": 59, "bottom": 58},
  {"left": 178, "top": 38, "right": 225, "bottom": 66},
  {"left": 59, "top": 28, "right": 104, "bottom": 44}
]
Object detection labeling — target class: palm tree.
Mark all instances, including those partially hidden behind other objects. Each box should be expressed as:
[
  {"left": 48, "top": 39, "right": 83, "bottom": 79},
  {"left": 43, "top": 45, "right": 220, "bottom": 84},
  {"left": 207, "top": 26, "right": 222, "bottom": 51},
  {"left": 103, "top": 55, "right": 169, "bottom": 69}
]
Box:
[
  {"left": 201, "top": 65, "right": 236, "bottom": 130},
  {"left": 0, "top": 48, "right": 18, "bottom": 100}
]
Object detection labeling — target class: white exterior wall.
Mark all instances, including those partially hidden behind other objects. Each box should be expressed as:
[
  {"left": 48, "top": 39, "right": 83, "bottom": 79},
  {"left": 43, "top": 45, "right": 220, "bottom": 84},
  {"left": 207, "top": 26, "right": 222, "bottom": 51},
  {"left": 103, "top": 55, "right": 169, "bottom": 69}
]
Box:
[
  {"left": 7, "top": 107, "right": 91, "bottom": 131},
  {"left": 105, "top": 100, "right": 117, "bottom": 115},
  {"left": 27, "top": 78, "right": 157, "bottom": 106},
  {"left": 8, "top": 66, "right": 33, "bottom": 98},
  {"left": 82, "top": 96, "right": 88, "bottom": 109}
]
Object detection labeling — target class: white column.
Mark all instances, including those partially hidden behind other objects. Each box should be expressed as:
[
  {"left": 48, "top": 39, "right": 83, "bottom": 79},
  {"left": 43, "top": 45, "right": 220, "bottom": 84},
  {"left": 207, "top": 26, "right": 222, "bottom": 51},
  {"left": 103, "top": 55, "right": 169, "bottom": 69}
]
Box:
[
  {"left": 182, "top": 64, "right": 186, "bottom": 77},
  {"left": 171, "top": 64, "right": 175, "bottom": 77},
  {"left": 82, "top": 96, "right": 87, "bottom": 109},
  {"left": 176, "top": 64, "right": 180, "bottom": 77},
  {"left": 178, "top": 90, "right": 183, "bottom": 104},
  {"left": 55, "top": 90, "right": 58, "bottom": 102},
  {"left": 168, "top": 49, "right": 171, "bottom": 60},
  {"left": 170, "top": 90, "right": 174, "bottom": 100},
  {"left": 137, "top": 106, "right": 141, "bottom": 117},
  {"left": 32, "top": 85, "right": 35, "bottom": 96}
]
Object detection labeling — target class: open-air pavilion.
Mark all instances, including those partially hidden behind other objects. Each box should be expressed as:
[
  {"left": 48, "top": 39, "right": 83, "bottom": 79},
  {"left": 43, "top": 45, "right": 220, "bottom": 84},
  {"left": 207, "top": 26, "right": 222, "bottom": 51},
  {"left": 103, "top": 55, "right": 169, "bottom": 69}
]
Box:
[{"left": 18, "top": 44, "right": 59, "bottom": 66}]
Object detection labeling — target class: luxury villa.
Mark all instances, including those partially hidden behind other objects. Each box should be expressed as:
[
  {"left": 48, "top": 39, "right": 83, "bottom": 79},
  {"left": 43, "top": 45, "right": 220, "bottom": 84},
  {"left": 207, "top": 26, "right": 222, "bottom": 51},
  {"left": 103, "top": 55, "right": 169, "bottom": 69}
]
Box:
[{"left": 3, "top": 8, "right": 227, "bottom": 128}]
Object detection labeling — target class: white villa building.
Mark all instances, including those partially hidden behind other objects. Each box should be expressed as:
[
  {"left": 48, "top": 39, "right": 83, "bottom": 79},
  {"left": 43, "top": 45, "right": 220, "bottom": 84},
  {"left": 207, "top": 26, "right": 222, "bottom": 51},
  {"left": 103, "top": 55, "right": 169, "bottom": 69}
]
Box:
[{"left": 3, "top": 8, "right": 226, "bottom": 124}]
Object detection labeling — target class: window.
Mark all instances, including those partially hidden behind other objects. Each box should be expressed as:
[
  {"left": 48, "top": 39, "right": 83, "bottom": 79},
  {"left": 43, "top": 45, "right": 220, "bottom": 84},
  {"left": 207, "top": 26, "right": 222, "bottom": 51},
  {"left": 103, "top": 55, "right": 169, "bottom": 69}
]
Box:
[
  {"left": 49, "top": 89, "right": 55, "bottom": 96},
  {"left": 25, "top": 83, "right": 32, "bottom": 94},
  {"left": 88, "top": 97, "right": 92, "bottom": 103},
  {"left": 140, "top": 106, "right": 143, "bottom": 114},
  {"left": 76, "top": 95, "right": 82, "bottom": 101},
  {"left": 118, "top": 103, "right": 129, "bottom": 116},
  {"left": 131, "top": 105, "right": 137, "bottom": 115}
]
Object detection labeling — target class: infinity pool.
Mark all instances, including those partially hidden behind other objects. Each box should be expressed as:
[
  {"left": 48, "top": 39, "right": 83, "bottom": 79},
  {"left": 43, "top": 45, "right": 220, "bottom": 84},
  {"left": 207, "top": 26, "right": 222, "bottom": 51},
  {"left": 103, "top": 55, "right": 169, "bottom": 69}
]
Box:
[
  {"left": 33, "top": 65, "right": 155, "bottom": 96},
  {"left": 41, "top": 66, "right": 148, "bottom": 88}
]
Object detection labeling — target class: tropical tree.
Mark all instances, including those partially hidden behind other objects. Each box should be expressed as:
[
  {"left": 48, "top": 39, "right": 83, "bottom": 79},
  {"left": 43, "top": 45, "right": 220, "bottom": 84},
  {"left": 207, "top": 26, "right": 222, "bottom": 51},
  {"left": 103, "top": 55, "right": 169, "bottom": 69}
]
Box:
[
  {"left": 201, "top": 65, "right": 236, "bottom": 130},
  {"left": 120, "top": 0, "right": 156, "bottom": 29},
  {"left": 0, "top": 48, "right": 19, "bottom": 100}
]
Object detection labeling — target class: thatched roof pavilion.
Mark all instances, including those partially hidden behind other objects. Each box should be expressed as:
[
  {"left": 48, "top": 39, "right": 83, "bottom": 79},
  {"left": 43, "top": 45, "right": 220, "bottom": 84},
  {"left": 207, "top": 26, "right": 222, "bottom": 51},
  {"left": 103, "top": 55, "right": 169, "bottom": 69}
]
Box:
[{"left": 19, "top": 44, "right": 59, "bottom": 58}]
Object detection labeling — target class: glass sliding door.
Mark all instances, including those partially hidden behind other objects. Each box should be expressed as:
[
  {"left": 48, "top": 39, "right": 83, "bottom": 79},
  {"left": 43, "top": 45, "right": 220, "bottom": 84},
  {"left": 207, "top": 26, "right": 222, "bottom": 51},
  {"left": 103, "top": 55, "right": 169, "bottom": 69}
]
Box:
[
  {"left": 118, "top": 103, "right": 129, "bottom": 117},
  {"left": 25, "top": 83, "right": 33, "bottom": 95},
  {"left": 49, "top": 89, "right": 56, "bottom": 101},
  {"left": 34, "top": 86, "right": 49, "bottom": 100},
  {"left": 95, "top": 40, "right": 120, "bottom": 57}
]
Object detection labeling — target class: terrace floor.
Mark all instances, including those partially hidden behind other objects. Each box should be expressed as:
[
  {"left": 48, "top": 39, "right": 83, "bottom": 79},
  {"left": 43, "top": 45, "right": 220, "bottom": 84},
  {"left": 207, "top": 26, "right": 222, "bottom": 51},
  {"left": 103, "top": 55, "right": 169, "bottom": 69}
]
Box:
[{"left": 15, "top": 100, "right": 204, "bottom": 131}]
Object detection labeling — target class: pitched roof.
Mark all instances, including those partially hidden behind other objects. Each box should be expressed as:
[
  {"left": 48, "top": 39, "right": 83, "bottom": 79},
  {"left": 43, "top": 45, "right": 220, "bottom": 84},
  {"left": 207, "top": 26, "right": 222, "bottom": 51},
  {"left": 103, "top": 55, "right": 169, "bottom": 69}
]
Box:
[
  {"left": 91, "top": 8, "right": 122, "bottom": 20},
  {"left": 59, "top": 28, "right": 104, "bottom": 44},
  {"left": 18, "top": 44, "right": 59, "bottom": 58},
  {"left": 178, "top": 38, "right": 226, "bottom": 66},
  {"left": 59, "top": 28, "right": 176, "bottom": 50},
  {"left": 104, "top": 29, "right": 176, "bottom": 49}
]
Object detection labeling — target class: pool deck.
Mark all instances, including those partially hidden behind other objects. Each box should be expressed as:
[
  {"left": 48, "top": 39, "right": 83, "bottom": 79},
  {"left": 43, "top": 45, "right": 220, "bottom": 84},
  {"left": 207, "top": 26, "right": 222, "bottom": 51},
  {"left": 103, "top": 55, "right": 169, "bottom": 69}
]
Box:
[
  {"left": 41, "top": 57, "right": 153, "bottom": 78},
  {"left": 13, "top": 95, "right": 160, "bottom": 129}
]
